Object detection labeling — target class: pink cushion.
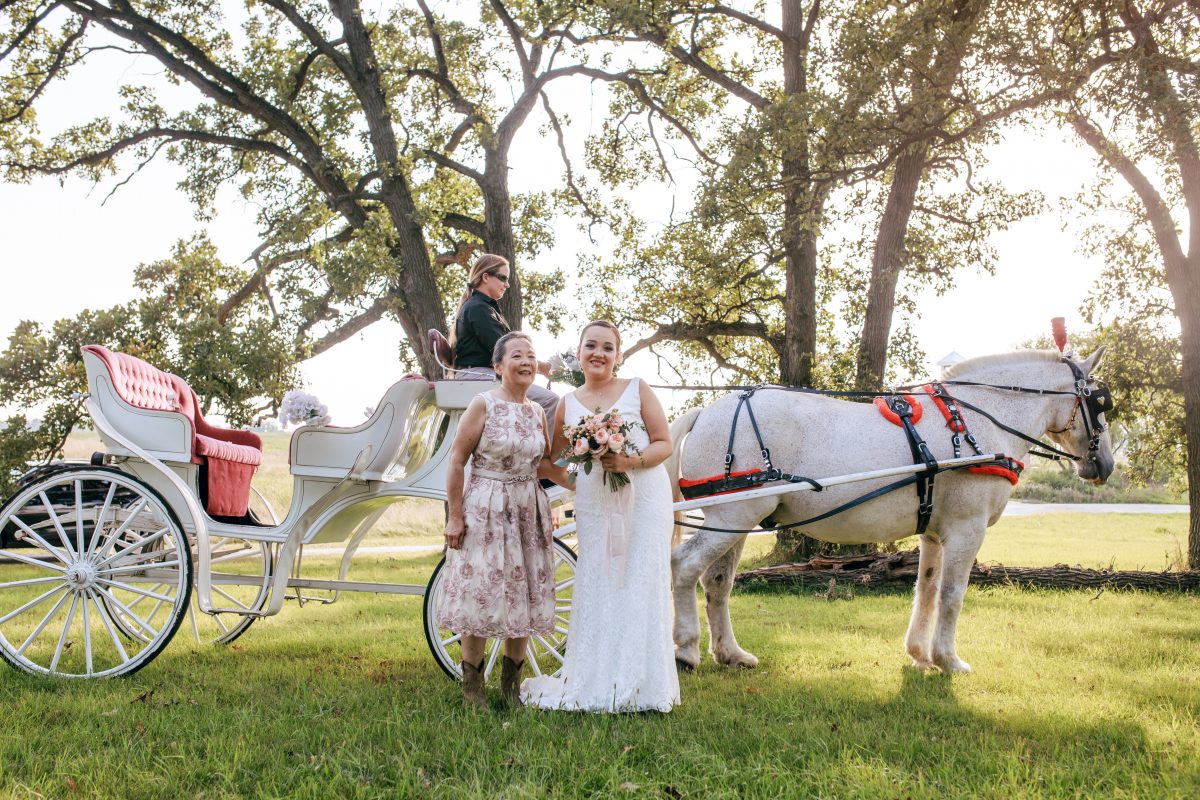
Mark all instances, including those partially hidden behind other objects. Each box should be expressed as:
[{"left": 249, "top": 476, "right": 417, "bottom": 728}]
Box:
[
  {"left": 195, "top": 434, "right": 263, "bottom": 466},
  {"left": 83, "top": 344, "right": 263, "bottom": 518}
]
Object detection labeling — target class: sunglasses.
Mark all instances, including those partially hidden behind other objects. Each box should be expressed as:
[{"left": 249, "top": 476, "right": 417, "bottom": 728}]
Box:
[{"left": 490, "top": 272, "right": 511, "bottom": 284}]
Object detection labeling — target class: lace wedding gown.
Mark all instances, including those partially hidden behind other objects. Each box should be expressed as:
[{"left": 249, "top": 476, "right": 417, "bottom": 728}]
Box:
[{"left": 522, "top": 378, "right": 680, "bottom": 713}]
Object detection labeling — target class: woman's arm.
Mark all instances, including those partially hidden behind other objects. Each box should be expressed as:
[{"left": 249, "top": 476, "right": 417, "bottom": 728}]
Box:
[
  {"left": 601, "top": 379, "right": 673, "bottom": 471},
  {"left": 536, "top": 403, "right": 571, "bottom": 487},
  {"left": 444, "top": 396, "right": 487, "bottom": 549}
]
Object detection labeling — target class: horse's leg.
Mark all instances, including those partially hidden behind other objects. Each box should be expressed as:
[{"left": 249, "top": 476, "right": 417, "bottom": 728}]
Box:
[
  {"left": 930, "top": 525, "right": 986, "bottom": 674},
  {"left": 904, "top": 534, "right": 943, "bottom": 670},
  {"left": 671, "top": 527, "right": 746, "bottom": 670},
  {"left": 700, "top": 534, "right": 757, "bottom": 667}
]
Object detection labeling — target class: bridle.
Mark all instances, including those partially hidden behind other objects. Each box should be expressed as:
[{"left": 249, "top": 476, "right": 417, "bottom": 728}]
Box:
[{"left": 935, "top": 356, "right": 1114, "bottom": 464}]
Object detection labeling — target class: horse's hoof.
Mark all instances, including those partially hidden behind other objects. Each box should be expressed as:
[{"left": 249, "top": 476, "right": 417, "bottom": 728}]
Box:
[
  {"left": 934, "top": 655, "right": 972, "bottom": 674},
  {"left": 675, "top": 659, "right": 696, "bottom": 673},
  {"left": 717, "top": 650, "right": 759, "bottom": 669}
]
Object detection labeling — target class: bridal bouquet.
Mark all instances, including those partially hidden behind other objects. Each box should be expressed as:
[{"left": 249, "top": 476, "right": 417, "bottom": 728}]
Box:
[
  {"left": 278, "top": 390, "right": 331, "bottom": 428},
  {"left": 558, "top": 410, "right": 644, "bottom": 490}
]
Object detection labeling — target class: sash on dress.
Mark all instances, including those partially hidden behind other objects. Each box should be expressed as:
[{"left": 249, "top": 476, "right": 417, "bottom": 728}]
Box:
[{"left": 602, "top": 479, "right": 635, "bottom": 584}]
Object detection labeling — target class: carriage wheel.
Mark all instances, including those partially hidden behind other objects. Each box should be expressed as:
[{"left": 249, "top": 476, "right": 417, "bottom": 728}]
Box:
[
  {"left": 0, "top": 467, "right": 191, "bottom": 677},
  {"left": 422, "top": 537, "right": 577, "bottom": 682},
  {"left": 183, "top": 537, "right": 272, "bottom": 645}
]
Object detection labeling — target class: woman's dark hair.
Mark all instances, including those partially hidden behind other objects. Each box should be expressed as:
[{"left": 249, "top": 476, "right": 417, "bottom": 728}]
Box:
[
  {"left": 578, "top": 319, "right": 622, "bottom": 350},
  {"left": 492, "top": 331, "right": 534, "bottom": 367}
]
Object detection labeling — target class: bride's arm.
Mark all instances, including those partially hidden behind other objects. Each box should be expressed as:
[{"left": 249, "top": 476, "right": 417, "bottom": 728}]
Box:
[{"left": 601, "top": 380, "right": 672, "bottom": 471}]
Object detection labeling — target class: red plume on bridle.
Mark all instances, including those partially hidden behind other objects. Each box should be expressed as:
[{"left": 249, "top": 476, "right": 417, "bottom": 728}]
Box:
[{"left": 1051, "top": 317, "right": 1068, "bottom": 353}]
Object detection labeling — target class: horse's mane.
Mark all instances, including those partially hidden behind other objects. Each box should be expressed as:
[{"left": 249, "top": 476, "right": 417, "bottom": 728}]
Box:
[{"left": 941, "top": 349, "right": 1062, "bottom": 379}]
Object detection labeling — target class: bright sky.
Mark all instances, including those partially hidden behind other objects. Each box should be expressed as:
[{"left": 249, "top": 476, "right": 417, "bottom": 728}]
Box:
[{"left": 0, "top": 23, "right": 1108, "bottom": 425}]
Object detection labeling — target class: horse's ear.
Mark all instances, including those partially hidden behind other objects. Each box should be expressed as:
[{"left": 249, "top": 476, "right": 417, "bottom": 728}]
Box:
[{"left": 1083, "top": 345, "right": 1107, "bottom": 372}]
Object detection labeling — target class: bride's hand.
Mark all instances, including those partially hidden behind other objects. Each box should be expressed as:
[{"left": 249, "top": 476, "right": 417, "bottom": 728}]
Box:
[{"left": 600, "top": 452, "right": 640, "bottom": 472}]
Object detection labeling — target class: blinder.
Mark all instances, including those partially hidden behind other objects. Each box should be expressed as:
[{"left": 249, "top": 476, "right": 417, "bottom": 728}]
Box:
[{"left": 1085, "top": 383, "right": 1115, "bottom": 422}]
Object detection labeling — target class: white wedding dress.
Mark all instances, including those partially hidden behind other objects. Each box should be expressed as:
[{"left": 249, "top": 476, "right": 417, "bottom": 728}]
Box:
[{"left": 522, "top": 378, "right": 680, "bottom": 713}]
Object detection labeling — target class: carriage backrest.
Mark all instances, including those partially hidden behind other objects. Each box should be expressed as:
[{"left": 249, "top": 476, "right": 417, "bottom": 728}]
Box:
[
  {"left": 288, "top": 376, "right": 439, "bottom": 481},
  {"left": 83, "top": 344, "right": 197, "bottom": 420}
]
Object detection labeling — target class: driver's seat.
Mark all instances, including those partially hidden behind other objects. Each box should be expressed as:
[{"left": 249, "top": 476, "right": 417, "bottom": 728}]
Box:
[{"left": 427, "top": 329, "right": 455, "bottom": 378}]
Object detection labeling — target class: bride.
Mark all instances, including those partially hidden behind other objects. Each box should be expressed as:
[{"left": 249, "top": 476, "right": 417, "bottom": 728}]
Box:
[{"left": 522, "top": 320, "right": 680, "bottom": 713}]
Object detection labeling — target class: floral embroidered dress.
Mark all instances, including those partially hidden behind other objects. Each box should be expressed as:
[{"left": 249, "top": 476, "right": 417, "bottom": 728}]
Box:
[{"left": 435, "top": 392, "right": 556, "bottom": 639}]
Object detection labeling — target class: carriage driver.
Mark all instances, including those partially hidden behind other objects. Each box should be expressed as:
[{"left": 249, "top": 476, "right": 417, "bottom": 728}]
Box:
[{"left": 449, "top": 254, "right": 559, "bottom": 421}]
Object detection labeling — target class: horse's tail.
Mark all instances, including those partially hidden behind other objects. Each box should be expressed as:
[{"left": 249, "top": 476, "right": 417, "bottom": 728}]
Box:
[{"left": 667, "top": 407, "right": 703, "bottom": 548}]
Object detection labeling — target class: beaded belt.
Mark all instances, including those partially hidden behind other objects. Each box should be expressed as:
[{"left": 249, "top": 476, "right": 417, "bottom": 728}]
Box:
[{"left": 471, "top": 467, "right": 537, "bottom": 483}]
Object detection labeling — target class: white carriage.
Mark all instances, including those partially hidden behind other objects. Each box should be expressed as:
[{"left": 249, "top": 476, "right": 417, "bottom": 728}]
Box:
[{"left": 0, "top": 345, "right": 576, "bottom": 679}]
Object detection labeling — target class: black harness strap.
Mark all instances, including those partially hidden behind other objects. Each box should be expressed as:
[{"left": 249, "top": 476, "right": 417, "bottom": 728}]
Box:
[{"left": 887, "top": 395, "right": 939, "bottom": 534}]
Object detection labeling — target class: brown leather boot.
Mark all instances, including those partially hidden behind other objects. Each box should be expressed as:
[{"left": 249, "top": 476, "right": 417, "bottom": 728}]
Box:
[
  {"left": 461, "top": 659, "right": 487, "bottom": 710},
  {"left": 500, "top": 655, "right": 525, "bottom": 709}
]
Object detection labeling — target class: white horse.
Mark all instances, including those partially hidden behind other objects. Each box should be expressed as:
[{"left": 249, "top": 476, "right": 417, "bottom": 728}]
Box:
[{"left": 667, "top": 348, "right": 1115, "bottom": 674}]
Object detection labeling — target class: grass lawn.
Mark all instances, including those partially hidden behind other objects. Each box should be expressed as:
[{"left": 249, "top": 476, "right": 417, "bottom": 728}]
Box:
[
  {"left": 2, "top": 517, "right": 1198, "bottom": 798},
  {"left": 12, "top": 432, "right": 1190, "bottom": 797}
]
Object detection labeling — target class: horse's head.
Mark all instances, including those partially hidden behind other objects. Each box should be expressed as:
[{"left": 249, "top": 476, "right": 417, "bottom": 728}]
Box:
[{"left": 1045, "top": 346, "right": 1115, "bottom": 484}]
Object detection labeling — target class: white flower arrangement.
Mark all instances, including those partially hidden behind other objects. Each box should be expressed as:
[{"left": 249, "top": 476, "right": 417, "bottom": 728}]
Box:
[
  {"left": 278, "top": 390, "right": 331, "bottom": 428},
  {"left": 547, "top": 351, "right": 585, "bottom": 387}
]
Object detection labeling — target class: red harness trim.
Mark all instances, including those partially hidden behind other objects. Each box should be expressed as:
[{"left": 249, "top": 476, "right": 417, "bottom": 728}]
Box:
[
  {"left": 678, "top": 468, "right": 765, "bottom": 497},
  {"left": 873, "top": 394, "right": 923, "bottom": 426},
  {"left": 967, "top": 461, "right": 1024, "bottom": 485},
  {"left": 921, "top": 384, "right": 966, "bottom": 432}
]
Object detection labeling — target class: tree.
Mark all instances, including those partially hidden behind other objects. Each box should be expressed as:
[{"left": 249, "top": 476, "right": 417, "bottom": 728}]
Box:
[
  {"left": 1013, "top": 0, "right": 1200, "bottom": 566},
  {"left": 0, "top": 0, "right": 583, "bottom": 382},
  {"left": 556, "top": 1, "right": 1041, "bottom": 395}
]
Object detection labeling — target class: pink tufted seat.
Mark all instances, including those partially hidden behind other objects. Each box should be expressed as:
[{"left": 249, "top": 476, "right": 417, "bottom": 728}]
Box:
[{"left": 81, "top": 345, "right": 263, "bottom": 518}]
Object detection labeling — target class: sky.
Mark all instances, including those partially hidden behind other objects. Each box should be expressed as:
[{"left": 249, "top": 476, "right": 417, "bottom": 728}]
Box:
[{"left": 0, "top": 16, "right": 1113, "bottom": 426}]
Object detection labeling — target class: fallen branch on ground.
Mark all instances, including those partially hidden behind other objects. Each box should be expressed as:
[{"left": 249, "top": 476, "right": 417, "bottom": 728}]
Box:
[{"left": 735, "top": 549, "right": 1200, "bottom": 592}]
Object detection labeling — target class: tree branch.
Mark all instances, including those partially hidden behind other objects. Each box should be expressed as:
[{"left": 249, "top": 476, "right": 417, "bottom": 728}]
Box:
[{"left": 623, "top": 320, "right": 771, "bottom": 359}]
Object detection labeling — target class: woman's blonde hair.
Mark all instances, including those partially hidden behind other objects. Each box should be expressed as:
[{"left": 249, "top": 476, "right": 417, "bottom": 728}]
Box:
[
  {"left": 492, "top": 331, "right": 534, "bottom": 367},
  {"left": 448, "top": 254, "right": 510, "bottom": 348}
]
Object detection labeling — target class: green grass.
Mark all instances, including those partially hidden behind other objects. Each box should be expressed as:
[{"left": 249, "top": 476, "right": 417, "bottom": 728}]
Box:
[{"left": 2, "top": 518, "right": 1199, "bottom": 798}]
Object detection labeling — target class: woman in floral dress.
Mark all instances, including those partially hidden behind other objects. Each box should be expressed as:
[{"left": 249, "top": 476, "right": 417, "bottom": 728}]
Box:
[{"left": 436, "top": 332, "right": 563, "bottom": 708}]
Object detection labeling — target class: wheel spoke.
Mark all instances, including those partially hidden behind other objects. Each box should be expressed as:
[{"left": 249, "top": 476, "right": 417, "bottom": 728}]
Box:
[
  {"left": 103, "top": 559, "right": 181, "bottom": 578},
  {"left": 213, "top": 585, "right": 252, "bottom": 612},
  {"left": 89, "top": 590, "right": 129, "bottom": 664},
  {"left": 85, "top": 482, "right": 119, "bottom": 559},
  {"left": 96, "top": 579, "right": 176, "bottom": 604},
  {"left": 92, "top": 586, "right": 159, "bottom": 639},
  {"left": 0, "top": 549, "right": 67, "bottom": 573},
  {"left": 50, "top": 593, "right": 80, "bottom": 673},
  {"left": 554, "top": 577, "right": 574, "bottom": 592},
  {"left": 82, "top": 589, "right": 93, "bottom": 676},
  {"left": 440, "top": 632, "right": 462, "bottom": 648},
  {"left": 96, "top": 528, "right": 171, "bottom": 568},
  {"left": 526, "top": 643, "right": 543, "bottom": 676},
  {"left": 73, "top": 480, "right": 85, "bottom": 561},
  {"left": 484, "top": 638, "right": 501, "bottom": 679},
  {"left": 533, "top": 634, "right": 566, "bottom": 662},
  {"left": 10, "top": 517, "right": 71, "bottom": 563},
  {"left": 188, "top": 605, "right": 201, "bottom": 643},
  {"left": 38, "top": 491, "right": 78, "bottom": 561},
  {"left": 16, "top": 591, "right": 72, "bottom": 656},
  {"left": 0, "top": 584, "right": 67, "bottom": 625},
  {"left": 0, "top": 576, "right": 62, "bottom": 590},
  {"left": 93, "top": 498, "right": 148, "bottom": 561}
]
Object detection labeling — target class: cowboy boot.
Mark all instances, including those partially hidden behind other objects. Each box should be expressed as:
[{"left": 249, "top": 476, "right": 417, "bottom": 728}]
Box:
[
  {"left": 500, "top": 655, "right": 525, "bottom": 709},
  {"left": 461, "top": 659, "right": 487, "bottom": 710}
]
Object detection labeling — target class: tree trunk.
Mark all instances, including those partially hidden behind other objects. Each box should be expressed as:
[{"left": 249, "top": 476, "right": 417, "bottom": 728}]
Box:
[
  {"left": 778, "top": 0, "right": 817, "bottom": 389},
  {"left": 855, "top": 143, "right": 928, "bottom": 390},
  {"left": 1170, "top": 255, "right": 1200, "bottom": 568},
  {"left": 481, "top": 156, "right": 522, "bottom": 328}
]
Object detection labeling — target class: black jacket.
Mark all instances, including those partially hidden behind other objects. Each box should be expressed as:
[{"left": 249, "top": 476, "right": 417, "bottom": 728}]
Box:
[{"left": 453, "top": 291, "right": 510, "bottom": 368}]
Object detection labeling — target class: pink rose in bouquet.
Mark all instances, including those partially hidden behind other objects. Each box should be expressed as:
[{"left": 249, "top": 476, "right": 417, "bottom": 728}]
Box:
[{"left": 557, "top": 409, "right": 645, "bottom": 490}]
